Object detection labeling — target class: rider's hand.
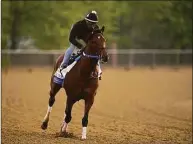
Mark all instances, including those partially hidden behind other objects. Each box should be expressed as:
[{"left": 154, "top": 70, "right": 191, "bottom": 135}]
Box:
[
  {"left": 78, "top": 46, "right": 86, "bottom": 54},
  {"left": 77, "top": 50, "right": 82, "bottom": 55}
]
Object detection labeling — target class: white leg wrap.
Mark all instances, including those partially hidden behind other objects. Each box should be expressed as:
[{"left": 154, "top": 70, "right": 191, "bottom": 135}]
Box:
[
  {"left": 43, "top": 106, "right": 52, "bottom": 121},
  {"left": 47, "top": 106, "right": 52, "bottom": 112},
  {"left": 98, "top": 66, "right": 102, "bottom": 74},
  {"left": 81, "top": 127, "right": 87, "bottom": 139},
  {"left": 98, "top": 61, "right": 102, "bottom": 76},
  {"left": 61, "top": 121, "right": 68, "bottom": 132}
]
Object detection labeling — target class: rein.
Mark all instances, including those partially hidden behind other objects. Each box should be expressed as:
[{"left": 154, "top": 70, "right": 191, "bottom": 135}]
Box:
[{"left": 82, "top": 52, "right": 100, "bottom": 60}]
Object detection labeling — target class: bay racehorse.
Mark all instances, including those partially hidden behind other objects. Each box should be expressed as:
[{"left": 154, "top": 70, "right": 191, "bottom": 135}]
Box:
[{"left": 41, "top": 26, "right": 108, "bottom": 140}]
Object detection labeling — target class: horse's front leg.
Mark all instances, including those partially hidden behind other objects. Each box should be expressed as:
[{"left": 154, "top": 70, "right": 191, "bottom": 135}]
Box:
[
  {"left": 41, "top": 82, "right": 61, "bottom": 130},
  {"left": 81, "top": 95, "right": 94, "bottom": 140}
]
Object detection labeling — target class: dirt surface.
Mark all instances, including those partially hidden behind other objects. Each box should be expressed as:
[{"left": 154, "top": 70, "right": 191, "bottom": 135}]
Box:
[{"left": 2, "top": 67, "right": 192, "bottom": 144}]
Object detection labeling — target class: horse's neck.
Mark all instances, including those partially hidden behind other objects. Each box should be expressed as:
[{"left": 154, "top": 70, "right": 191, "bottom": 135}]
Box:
[{"left": 79, "top": 57, "right": 98, "bottom": 78}]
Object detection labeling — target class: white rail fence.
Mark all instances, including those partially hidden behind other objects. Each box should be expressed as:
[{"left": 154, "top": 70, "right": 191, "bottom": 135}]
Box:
[{"left": 2, "top": 49, "right": 192, "bottom": 68}]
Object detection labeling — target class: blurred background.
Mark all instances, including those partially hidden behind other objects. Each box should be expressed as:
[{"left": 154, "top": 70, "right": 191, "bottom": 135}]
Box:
[
  {"left": 1, "top": 1, "right": 192, "bottom": 143},
  {"left": 1, "top": 1, "right": 192, "bottom": 68}
]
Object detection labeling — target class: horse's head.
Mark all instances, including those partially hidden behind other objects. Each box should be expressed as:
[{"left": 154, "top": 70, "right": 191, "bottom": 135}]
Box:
[{"left": 84, "top": 26, "right": 109, "bottom": 63}]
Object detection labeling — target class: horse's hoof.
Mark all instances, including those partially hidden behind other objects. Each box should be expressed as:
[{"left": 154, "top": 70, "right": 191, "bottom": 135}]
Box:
[
  {"left": 81, "top": 137, "right": 87, "bottom": 140},
  {"left": 41, "top": 121, "right": 48, "bottom": 130},
  {"left": 81, "top": 136, "right": 87, "bottom": 140}
]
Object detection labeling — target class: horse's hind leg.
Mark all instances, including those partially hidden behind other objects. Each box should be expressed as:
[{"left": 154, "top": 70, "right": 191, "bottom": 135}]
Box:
[{"left": 41, "top": 82, "right": 61, "bottom": 130}]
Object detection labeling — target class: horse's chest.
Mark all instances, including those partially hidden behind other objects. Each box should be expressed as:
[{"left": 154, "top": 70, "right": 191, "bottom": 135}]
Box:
[{"left": 78, "top": 81, "right": 88, "bottom": 89}]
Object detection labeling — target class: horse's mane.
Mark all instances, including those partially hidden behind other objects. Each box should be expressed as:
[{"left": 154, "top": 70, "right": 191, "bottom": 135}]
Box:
[{"left": 86, "top": 26, "right": 105, "bottom": 42}]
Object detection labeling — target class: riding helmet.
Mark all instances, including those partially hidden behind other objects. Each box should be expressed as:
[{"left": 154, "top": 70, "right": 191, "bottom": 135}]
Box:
[{"left": 85, "top": 10, "right": 98, "bottom": 23}]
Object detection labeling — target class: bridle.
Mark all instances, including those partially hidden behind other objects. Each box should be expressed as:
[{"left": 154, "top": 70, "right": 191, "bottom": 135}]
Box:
[{"left": 82, "top": 32, "right": 105, "bottom": 61}]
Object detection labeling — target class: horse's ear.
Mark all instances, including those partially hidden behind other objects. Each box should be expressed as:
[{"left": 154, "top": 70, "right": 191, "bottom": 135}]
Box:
[{"left": 101, "top": 26, "right": 105, "bottom": 33}]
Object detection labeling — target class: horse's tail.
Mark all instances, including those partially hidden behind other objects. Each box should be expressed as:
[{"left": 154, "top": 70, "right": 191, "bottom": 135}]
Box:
[{"left": 50, "top": 54, "right": 64, "bottom": 86}]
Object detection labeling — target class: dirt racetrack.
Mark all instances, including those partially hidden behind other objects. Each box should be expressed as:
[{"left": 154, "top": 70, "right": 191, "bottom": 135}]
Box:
[{"left": 2, "top": 67, "right": 192, "bottom": 144}]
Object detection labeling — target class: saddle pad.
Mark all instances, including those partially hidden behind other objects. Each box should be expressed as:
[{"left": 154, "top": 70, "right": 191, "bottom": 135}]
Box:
[
  {"left": 53, "top": 61, "right": 77, "bottom": 86},
  {"left": 53, "top": 76, "right": 63, "bottom": 86},
  {"left": 53, "top": 55, "right": 81, "bottom": 86}
]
